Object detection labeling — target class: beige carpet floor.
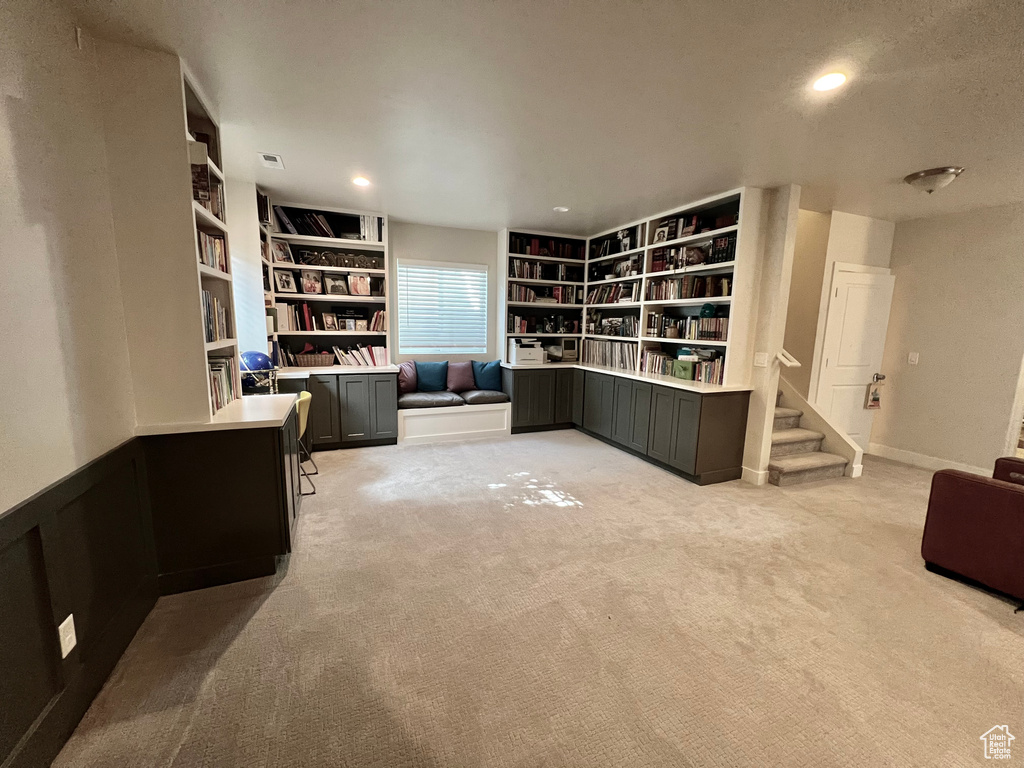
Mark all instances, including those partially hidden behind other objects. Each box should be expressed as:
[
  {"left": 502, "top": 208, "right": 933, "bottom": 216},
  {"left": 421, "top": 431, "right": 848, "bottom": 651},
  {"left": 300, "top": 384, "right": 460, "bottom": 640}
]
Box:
[{"left": 55, "top": 430, "right": 1022, "bottom": 767}]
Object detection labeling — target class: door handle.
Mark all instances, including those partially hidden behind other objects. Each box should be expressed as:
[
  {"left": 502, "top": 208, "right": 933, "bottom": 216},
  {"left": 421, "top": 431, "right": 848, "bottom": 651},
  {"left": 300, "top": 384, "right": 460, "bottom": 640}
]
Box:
[{"left": 872, "top": 373, "right": 886, "bottom": 383}]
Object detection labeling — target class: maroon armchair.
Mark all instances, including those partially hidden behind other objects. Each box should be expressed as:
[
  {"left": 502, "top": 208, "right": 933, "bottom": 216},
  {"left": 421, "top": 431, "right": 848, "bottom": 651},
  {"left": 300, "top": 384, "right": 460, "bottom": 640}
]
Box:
[{"left": 922, "top": 457, "right": 1024, "bottom": 602}]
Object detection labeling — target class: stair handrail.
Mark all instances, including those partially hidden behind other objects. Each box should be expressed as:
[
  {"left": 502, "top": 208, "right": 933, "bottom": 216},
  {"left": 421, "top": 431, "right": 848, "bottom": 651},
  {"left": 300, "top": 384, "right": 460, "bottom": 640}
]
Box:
[{"left": 776, "top": 349, "right": 801, "bottom": 368}]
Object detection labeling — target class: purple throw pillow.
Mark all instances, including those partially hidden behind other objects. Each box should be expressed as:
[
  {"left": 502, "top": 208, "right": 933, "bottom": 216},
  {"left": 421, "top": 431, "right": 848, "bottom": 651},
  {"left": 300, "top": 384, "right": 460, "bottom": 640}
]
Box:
[
  {"left": 398, "top": 361, "right": 417, "bottom": 394},
  {"left": 447, "top": 361, "right": 476, "bottom": 393}
]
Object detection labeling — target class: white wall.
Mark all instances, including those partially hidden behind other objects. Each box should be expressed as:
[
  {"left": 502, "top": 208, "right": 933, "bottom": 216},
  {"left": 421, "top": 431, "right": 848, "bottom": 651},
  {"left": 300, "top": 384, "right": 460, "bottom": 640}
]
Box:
[
  {"left": 0, "top": 0, "right": 135, "bottom": 511},
  {"left": 388, "top": 221, "right": 499, "bottom": 363},
  {"left": 870, "top": 202, "right": 1024, "bottom": 472},
  {"left": 782, "top": 210, "right": 830, "bottom": 397}
]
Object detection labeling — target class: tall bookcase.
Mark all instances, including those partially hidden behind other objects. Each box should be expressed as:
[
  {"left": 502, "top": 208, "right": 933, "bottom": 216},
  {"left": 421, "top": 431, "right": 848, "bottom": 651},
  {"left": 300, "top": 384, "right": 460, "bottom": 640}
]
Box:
[
  {"left": 262, "top": 198, "right": 390, "bottom": 369},
  {"left": 581, "top": 188, "right": 764, "bottom": 388},
  {"left": 498, "top": 230, "right": 587, "bottom": 363},
  {"left": 97, "top": 42, "right": 241, "bottom": 427}
]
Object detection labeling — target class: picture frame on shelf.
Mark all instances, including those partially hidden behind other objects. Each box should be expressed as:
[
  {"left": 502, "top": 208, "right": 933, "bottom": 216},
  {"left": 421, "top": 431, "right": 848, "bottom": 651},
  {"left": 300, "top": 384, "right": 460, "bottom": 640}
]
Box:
[
  {"left": 271, "top": 241, "right": 294, "bottom": 263},
  {"left": 355, "top": 320, "right": 368, "bottom": 331},
  {"left": 324, "top": 275, "right": 349, "bottom": 295},
  {"left": 322, "top": 313, "right": 338, "bottom": 331},
  {"left": 348, "top": 273, "right": 371, "bottom": 296},
  {"left": 653, "top": 225, "right": 669, "bottom": 243},
  {"left": 274, "top": 269, "right": 297, "bottom": 293},
  {"left": 301, "top": 269, "right": 323, "bottom": 294},
  {"left": 345, "top": 318, "right": 356, "bottom": 331}
]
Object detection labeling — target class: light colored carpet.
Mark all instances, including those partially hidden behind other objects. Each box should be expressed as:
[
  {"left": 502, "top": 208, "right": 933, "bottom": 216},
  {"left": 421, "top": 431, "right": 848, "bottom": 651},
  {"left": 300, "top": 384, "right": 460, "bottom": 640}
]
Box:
[{"left": 55, "top": 431, "right": 1022, "bottom": 767}]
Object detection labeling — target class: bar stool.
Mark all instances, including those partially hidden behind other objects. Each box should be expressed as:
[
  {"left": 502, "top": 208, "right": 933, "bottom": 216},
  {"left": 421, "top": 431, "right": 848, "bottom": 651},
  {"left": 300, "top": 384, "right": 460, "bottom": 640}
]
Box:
[{"left": 296, "top": 391, "right": 316, "bottom": 496}]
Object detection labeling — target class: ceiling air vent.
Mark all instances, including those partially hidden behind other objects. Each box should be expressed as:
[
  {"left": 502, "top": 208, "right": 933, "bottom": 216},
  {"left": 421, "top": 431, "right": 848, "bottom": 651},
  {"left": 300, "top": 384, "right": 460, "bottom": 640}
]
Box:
[{"left": 258, "top": 152, "right": 285, "bottom": 170}]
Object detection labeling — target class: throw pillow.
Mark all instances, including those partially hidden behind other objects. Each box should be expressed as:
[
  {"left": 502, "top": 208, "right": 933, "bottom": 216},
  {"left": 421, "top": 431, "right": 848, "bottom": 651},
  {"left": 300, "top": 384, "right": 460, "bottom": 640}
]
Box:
[
  {"left": 472, "top": 360, "right": 502, "bottom": 392},
  {"left": 415, "top": 361, "right": 448, "bottom": 392},
  {"left": 447, "top": 361, "right": 476, "bottom": 393},
  {"left": 397, "top": 361, "right": 417, "bottom": 395}
]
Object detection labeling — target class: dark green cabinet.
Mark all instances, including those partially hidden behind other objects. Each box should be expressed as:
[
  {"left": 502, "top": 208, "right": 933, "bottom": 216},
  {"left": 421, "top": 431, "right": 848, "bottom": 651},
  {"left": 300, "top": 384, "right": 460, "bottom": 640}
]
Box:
[
  {"left": 308, "top": 374, "right": 340, "bottom": 447},
  {"left": 667, "top": 391, "right": 701, "bottom": 475},
  {"left": 340, "top": 375, "right": 371, "bottom": 443},
  {"left": 628, "top": 382, "right": 652, "bottom": 454},
  {"left": 646, "top": 386, "right": 675, "bottom": 464},
  {"left": 369, "top": 374, "right": 398, "bottom": 439},
  {"left": 583, "top": 371, "right": 614, "bottom": 438},
  {"left": 610, "top": 376, "right": 633, "bottom": 446},
  {"left": 571, "top": 369, "right": 585, "bottom": 426},
  {"left": 505, "top": 367, "right": 574, "bottom": 431}
]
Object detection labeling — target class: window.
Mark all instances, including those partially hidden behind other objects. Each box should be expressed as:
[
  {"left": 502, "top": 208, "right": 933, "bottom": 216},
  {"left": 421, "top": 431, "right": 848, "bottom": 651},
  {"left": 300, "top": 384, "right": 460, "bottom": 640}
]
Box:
[{"left": 397, "top": 260, "right": 488, "bottom": 354}]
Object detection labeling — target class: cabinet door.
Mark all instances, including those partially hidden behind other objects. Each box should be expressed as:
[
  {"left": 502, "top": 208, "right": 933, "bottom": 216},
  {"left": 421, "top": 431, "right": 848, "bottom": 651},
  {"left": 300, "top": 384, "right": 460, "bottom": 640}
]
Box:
[
  {"left": 554, "top": 369, "right": 573, "bottom": 424},
  {"left": 369, "top": 374, "right": 398, "bottom": 439},
  {"left": 583, "top": 372, "right": 613, "bottom": 438},
  {"left": 511, "top": 371, "right": 534, "bottom": 428},
  {"left": 610, "top": 376, "right": 633, "bottom": 446},
  {"left": 647, "top": 386, "right": 675, "bottom": 463},
  {"left": 571, "top": 368, "right": 584, "bottom": 426},
  {"left": 628, "top": 382, "right": 652, "bottom": 453},
  {"left": 279, "top": 412, "right": 298, "bottom": 550},
  {"left": 340, "top": 375, "right": 372, "bottom": 443},
  {"left": 307, "top": 375, "right": 340, "bottom": 447},
  {"left": 277, "top": 378, "right": 307, "bottom": 395},
  {"left": 668, "top": 390, "right": 701, "bottom": 475},
  {"left": 531, "top": 369, "right": 556, "bottom": 426}
]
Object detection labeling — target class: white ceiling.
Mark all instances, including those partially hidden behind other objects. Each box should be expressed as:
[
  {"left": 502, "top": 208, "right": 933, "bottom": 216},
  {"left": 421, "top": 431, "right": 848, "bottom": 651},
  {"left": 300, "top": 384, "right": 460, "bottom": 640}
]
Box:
[{"left": 69, "top": 0, "right": 1023, "bottom": 235}]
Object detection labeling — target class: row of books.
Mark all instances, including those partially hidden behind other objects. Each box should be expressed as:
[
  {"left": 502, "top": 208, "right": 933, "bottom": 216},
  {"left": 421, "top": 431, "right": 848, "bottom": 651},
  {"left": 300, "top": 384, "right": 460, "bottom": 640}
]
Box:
[
  {"left": 198, "top": 232, "right": 228, "bottom": 273},
  {"left": 588, "top": 255, "right": 642, "bottom": 282},
  {"left": 278, "top": 302, "right": 386, "bottom": 333},
  {"left": 508, "top": 259, "right": 583, "bottom": 282},
  {"left": 508, "top": 284, "right": 581, "bottom": 304},
  {"left": 208, "top": 356, "right": 238, "bottom": 412},
  {"left": 587, "top": 313, "right": 640, "bottom": 337},
  {"left": 202, "top": 289, "right": 231, "bottom": 343},
  {"left": 582, "top": 338, "right": 637, "bottom": 371},
  {"left": 333, "top": 345, "right": 389, "bottom": 367},
  {"left": 586, "top": 282, "right": 641, "bottom": 304},
  {"left": 189, "top": 142, "right": 224, "bottom": 222},
  {"left": 650, "top": 245, "right": 706, "bottom": 273},
  {"left": 508, "top": 233, "right": 585, "bottom": 260},
  {"left": 646, "top": 275, "right": 731, "bottom": 301},
  {"left": 507, "top": 314, "right": 580, "bottom": 334},
  {"left": 590, "top": 226, "right": 640, "bottom": 259},
  {"left": 257, "top": 190, "right": 271, "bottom": 226},
  {"left": 708, "top": 234, "right": 738, "bottom": 264},
  {"left": 639, "top": 346, "right": 724, "bottom": 384},
  {"left": 645, "top": 313, "right": 729, "bottom": 341},
  {"left": 274, "top": 206, "right": 383, "bottom": 243},
  {"left": 650, "top": 209, "right": 737, "bottom": 244}
]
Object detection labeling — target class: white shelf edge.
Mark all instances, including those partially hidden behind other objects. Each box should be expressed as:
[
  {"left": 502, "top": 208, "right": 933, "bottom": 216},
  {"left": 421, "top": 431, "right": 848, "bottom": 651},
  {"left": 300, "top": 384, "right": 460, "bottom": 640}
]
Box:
[
  {"left": 584, "top": 334, "right": 639, "bottom": 342},
  {"left": 271, "top": 232, "right": 385, "bottom": 250},
  {"left": 639, "top": 336, "right": 729, "bottom": 346},
  {"left": 271, "top": 264, "right": 385, "bottom": 275},
  {"left": 507, "top": 252, "right": 587, "bottom": 265},
  {"left": 506, "top": 301, "right": 583, "bottom": 308},
  {"left": 506, "top": 277, "right": 585, "bottom": 286},
  {"left": 585, "top": 302, "right": 642, "bottom": 309},
  {"left": 642, "top": 297, "right": 732, "bottom": 306},
  {"left": 199, "top": 263, "right": 232, "bottom": 282},
  {"left": 587, "top": 246, "right": 646, "bottom": 264},
  {"left": 506, "top": 333, "right": 583, "bottom": 337},
  {"left": 587, "top": 274, "right": 643, "bottom": 286},
  {"left": 205, "top": 338, "right": 237, "bottom": 352},
  {"left": 192, "top": 200, "right": 227, "bottom": 232}
]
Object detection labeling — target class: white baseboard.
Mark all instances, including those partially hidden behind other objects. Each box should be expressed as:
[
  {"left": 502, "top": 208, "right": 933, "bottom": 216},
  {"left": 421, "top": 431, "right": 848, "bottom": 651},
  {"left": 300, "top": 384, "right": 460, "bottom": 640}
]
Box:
[
  {"left": 866, "top": 442, "right": 989, "bottom": 477},
  {"left": 399, "top": 403, "right": 512, "bottom": 445},
  {"left": 847, "top": 462, "right": 863, "bottom": 478},
  {"left": 742, "top": 466, "right": 768, "bottom": 486}
]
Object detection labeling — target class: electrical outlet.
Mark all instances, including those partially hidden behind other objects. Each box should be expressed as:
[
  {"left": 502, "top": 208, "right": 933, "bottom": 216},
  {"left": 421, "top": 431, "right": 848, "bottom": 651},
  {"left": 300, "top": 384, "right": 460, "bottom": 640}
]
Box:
[
  {"left": 754, "top": 352, "right": 769, "bottom": 368},
  {"left": 908, "top": 352, "right": 919, "bottom": 365},
  {"left": 58, "top": 614, "right": 77, "bottom": 658}
]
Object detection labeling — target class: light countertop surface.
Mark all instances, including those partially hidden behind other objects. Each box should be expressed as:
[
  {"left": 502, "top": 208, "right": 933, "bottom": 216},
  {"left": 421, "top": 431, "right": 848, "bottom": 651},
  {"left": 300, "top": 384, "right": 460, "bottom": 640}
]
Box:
[
  {"left": 135, "top": 393, "right": 299, "bottom": 435},
  {"left": 277, "top": 364, "right": 400, "bottom": 380},
  {"left": 500, "top": 362, "right": 752, "bottom": 394}
]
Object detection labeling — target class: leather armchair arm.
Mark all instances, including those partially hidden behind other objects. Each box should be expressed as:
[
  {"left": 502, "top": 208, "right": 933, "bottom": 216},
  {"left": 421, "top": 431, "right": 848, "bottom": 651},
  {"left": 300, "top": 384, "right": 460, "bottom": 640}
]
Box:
[{"left": 993, "top": 456, "right": 1024, "bottom": 485}]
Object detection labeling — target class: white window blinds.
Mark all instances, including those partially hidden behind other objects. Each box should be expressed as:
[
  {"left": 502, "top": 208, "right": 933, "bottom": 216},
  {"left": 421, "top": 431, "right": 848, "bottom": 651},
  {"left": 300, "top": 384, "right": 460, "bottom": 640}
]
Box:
[{"left": 397, "top": 260, "right": 488, "bottom": 354}]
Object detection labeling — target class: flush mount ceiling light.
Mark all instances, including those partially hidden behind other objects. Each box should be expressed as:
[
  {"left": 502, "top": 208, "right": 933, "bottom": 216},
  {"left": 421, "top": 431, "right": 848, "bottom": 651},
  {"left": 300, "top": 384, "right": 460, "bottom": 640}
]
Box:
[
  {"left": 812, "top": 72, "right": 847, "bottom": 91},
  {"left": 903, "top": 166, "right": 964, "bottom": 194},
  {"left": 553, "top": 206, "right": 570, "bottom": 212},
  {"left": 352, "top": 176, "right": 371, "bottom": 187}
]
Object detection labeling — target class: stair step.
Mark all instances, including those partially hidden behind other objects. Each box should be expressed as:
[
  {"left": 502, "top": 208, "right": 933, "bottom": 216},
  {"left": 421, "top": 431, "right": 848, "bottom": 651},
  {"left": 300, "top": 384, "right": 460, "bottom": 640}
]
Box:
[
  {"left": 768, "top": 452, "right": 847, "bottom": 486},
  {"left": 770, "top": 427, "right": 824, "bottom": 457},
  {"left": 774, "top": 407, "right": 802, "bottom": 419},
  {"left": 773, "top": 406, "right": 803, "bottom": 430}
]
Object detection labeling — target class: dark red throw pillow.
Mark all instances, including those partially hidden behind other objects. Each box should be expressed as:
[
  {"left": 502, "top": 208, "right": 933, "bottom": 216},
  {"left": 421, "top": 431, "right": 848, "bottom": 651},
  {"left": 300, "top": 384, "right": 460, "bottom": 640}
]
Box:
[
  {"left": 398, "top": 361, "right": 417, "bottom": 395},
  {"left": 447, "top": 361, "right": 476, "bottom": 393}
]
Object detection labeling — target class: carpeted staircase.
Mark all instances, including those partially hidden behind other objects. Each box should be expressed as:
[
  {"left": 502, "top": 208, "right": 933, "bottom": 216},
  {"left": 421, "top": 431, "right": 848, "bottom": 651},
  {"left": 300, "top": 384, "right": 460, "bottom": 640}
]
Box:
[{"left": 768, "top": 396, "right": 848, "bottom": 486}]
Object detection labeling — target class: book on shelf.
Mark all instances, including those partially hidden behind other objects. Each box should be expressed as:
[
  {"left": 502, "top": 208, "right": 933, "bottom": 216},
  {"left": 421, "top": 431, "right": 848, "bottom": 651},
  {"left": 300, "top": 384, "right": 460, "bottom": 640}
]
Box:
[
  {"left": 508, "top": 259, "right": 582, "bottom": 282},
  {"left": 507, "top": 313, "right": 579, "bottom": 334},
  {"left": 277, "top": 302, "right": 386, "bottom": 334},
  {"left": 508, "top": 233, "right": 584, "bottom": 260},
  {"left": 207, "top": 355, "right": 238, "bottom": 412},
  {"left": 189, "top": 142, "right": 224, "bottom": 221},
  {"left": 273, "top": 206, "right": 383, "bottom": 243},
  {"left": 645, "top": 275, "right": 731, "bottom": 301},
  {"left": 649, "top": 245, "right": 707, "bottom": 273},
  {"left": 708, "top": 234, "right": 737, "bottom": 264},
  {"left": 507, "top": 284, "right": 580, "bottom": 304},
  {"left": 331, "top": 345, "right": 389, "bottom": 367},
  {"left": 585, "top": 282, "right": 641, "bottom": 304},
  {"left": 198, "top": 231, "right": 228, "bottom": 272},
  {"left": 639, "top": 344, "right": 724, "bottom": 385},
  {"left": 257, "top": 190, "right": 271, "bottom": 225},
  {"left": 201, "top": 289, "right": 231, "bottom": 343},
  {"left": 582, "top": 338, "right": 637, "bottom": 371},
  {"left": 644, "top": 312, "right": 729, "bottom": 341}
]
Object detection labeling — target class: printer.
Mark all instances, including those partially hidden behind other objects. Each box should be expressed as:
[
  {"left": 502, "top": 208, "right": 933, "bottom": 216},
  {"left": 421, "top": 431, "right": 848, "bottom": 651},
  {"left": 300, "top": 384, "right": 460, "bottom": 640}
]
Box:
[{"left": 508, "top": 337, "right": 546, "bottom": 365}]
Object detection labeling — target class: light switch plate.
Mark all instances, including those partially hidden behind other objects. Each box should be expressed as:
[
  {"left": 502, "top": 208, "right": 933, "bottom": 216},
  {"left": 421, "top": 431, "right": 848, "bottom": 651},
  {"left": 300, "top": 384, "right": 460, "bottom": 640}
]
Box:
[
  {"left": 908, "top": 352, "right": 919, "bottom": 365},
  {"left": 754, "top": 352, "right": 769, "bottom": 368},
  {"left": 58, "top": 614, "right": 77, "bottom": 658}
]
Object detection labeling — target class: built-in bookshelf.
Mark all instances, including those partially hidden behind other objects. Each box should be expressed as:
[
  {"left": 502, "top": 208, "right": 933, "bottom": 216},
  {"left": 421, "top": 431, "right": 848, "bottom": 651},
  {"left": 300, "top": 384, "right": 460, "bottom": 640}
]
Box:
[
  {"left": 498, "top": 230, "right": 587, "bottom": 363},
  {"left": 261, "top": 197, "right": 390, "bottom": 369},
  {"left": 581, "top": 188, "right": 762, "bottom": 387}
]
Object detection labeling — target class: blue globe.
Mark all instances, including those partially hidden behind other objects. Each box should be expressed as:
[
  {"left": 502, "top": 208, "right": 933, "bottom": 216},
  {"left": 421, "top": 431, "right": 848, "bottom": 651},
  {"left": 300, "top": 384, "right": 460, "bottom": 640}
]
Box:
[{"left": 241, "top": 350, "right": 274, "bottom": 390}]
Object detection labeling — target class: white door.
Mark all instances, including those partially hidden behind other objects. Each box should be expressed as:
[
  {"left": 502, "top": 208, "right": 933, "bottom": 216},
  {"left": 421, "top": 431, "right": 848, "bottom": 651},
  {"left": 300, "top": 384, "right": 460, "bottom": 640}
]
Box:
[{"left": 815, "top": 269, "right": 895, "bottom": 449}]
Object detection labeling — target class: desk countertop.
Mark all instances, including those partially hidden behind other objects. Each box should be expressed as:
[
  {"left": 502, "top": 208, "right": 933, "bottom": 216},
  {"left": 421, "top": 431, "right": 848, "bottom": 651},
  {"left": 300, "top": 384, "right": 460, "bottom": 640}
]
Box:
[
  {"left": 500, "top": 362, "right": 752, "bottom": 394},
  {"left": 135, "top": 394, "right": 299, "bottom": 436},
  {"left": 277, "top": 365, "right": 400, "bottom": 380}
]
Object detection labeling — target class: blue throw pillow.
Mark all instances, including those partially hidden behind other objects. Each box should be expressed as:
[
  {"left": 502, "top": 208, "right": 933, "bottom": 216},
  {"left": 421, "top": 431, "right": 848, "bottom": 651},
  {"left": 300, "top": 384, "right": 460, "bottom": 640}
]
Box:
[
  {"left": 472, "top": 360, "right": 502, "bottom": 392},
  {"left": 415, "top": 361, "right": 448, "bottom": 392}
]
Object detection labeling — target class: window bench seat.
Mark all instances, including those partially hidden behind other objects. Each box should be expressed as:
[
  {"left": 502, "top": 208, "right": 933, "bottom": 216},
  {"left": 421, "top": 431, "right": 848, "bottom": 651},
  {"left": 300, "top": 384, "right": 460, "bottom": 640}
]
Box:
[{"left": 397, "top": 390, "right": 511, "bottom": 444}]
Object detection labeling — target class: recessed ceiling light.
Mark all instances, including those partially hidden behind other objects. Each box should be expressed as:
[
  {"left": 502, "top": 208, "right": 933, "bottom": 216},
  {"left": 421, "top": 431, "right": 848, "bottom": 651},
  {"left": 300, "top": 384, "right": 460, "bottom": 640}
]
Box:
[
  {"left": 813, "top": 72, "right": 847, "bottom": 91},
  {"left": 553, "top": 206, "right": 570, "bottom": 212},
  {"left": 352, "top": 176, "right": 370, "bottom": 187},
  {"left": 258, "top": 152, "right": 285, "bottom": 169}
]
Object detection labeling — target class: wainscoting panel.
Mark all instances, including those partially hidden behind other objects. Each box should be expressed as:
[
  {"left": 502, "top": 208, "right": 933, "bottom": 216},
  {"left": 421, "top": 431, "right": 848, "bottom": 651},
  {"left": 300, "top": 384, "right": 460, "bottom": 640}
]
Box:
[{"left": 0, "top": 440, "right": 157, "bottom": 768}]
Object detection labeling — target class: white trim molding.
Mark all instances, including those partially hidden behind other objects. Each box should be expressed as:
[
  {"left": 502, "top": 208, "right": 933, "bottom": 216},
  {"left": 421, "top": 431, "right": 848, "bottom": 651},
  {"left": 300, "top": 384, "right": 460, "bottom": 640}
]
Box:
[
  {"left": 398, "top": 402, "right": 511, "bottom": 445},
  {"left": 866, "top": 442, "right": 990, "bottom": 477}
]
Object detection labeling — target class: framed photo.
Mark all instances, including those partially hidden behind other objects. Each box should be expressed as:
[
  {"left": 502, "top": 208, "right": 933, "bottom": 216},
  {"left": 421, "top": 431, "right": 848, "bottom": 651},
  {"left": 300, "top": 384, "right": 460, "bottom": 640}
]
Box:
[
  {"left": 355, "top": 320, "right": 368, "bottom": 331},
  {"left": 345, "top": 318, "right": 356, "bottom": 331},
  {"left": 271, "top": 241, "right": 293, "bottom": 263},
  {"left": 653, "top": 225, "right": 669, "bottom": 243},
  {"left": 300, "top": 269, "right": 323, "bottom": 294},
  {"left": 598, "top": 240, "right": 610, "bottom": 258},
  {"left": 348, "top": 273, "right": 371, "bottom": 296},
  {"left": 324, "top": 275, "right": 349, "bottom": 295},
  {"left": 322, "top": 313, "right": 338, "bottom": 331},
  {"left": 273, "top": 269, "right": 297, "bottom": 293}
]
